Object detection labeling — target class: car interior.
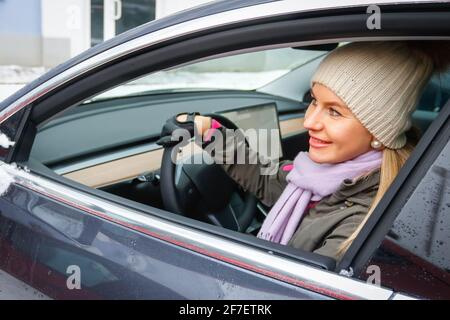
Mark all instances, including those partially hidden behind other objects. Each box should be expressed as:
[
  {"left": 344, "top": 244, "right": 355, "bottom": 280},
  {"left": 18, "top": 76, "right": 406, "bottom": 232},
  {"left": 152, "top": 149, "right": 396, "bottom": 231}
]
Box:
[{"left": 23, "top": 41, "right": 450, "bottom": 267}]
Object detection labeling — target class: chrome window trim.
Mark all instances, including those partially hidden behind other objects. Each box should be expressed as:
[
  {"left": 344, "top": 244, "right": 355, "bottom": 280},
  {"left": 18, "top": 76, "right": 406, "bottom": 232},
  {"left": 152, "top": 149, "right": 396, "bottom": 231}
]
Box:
[
  {"left": 1, "top": 161, "right": 393, "bottom": 300},
  {"left": 0, "top": 0, "right": 431, "bottom": 124}
]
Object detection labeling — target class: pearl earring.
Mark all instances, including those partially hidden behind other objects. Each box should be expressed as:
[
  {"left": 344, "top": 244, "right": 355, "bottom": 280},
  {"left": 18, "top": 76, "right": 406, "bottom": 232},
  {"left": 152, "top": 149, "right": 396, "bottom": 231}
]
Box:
[{"left": 371, "top": 140, "right": 382, "bottom": 149}]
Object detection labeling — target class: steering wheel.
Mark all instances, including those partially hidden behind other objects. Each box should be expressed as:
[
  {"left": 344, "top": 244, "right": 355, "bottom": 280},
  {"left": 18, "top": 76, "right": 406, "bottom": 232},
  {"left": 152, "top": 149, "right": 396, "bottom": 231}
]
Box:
[{"left": 159, "top": 113, "right": 257, "bottom": 233}]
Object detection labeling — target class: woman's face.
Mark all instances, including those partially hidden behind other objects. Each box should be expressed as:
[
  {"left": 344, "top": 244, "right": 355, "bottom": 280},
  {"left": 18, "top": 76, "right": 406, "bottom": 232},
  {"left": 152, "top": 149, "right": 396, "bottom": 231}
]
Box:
[{"left": 303, "top": 83, "right": 375, "bottom": 164}]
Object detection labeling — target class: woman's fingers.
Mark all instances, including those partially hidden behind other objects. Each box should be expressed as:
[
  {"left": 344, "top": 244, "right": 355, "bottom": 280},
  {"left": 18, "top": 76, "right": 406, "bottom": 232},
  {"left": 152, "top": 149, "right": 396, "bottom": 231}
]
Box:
[
  {"left": 176, "top": 114, "right": 211, "bottom": 135},
  {"left": 199, "top": 116, "right": 212, "bottom": 135}
]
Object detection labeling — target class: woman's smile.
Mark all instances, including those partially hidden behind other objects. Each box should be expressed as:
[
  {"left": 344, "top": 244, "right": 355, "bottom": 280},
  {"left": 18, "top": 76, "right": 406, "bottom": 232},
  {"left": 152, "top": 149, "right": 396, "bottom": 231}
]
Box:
[
  {"left": 303, "top": 84, "right": 373, "bottom": 163},
  {"left": 309, "top": 136, "right": 332, "bottom": 148}
]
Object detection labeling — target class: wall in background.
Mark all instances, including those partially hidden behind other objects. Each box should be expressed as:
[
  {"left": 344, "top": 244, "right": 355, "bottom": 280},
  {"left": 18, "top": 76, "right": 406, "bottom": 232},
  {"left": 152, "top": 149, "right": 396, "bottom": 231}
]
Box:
[
  {"left": 41, "top": 0, "right": 91, "bottom": 67},
  {"left": 0, "top": 0, "right": 43, "bottom": 66},
  {"left": 0, "top": 0, "right": 215, "bottom": 67}
]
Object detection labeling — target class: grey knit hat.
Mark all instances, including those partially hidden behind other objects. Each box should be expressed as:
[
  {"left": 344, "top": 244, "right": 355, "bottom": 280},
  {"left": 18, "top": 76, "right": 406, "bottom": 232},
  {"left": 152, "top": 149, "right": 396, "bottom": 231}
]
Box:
[{"left": 311, "top": 41, "right": 434, "bottom": 149}]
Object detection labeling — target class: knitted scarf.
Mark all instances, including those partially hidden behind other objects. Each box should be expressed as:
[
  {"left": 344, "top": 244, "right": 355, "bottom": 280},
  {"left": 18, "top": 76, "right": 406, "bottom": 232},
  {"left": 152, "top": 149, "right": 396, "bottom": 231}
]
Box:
[{"left": 257, "top": 150, "right": 382, "bottom": 244}]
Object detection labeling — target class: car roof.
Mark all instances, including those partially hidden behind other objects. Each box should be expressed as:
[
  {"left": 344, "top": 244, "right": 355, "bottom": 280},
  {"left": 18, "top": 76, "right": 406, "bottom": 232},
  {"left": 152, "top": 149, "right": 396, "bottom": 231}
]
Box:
[{"left": 0, "top": 0, "right": 439, "bottom": 112}]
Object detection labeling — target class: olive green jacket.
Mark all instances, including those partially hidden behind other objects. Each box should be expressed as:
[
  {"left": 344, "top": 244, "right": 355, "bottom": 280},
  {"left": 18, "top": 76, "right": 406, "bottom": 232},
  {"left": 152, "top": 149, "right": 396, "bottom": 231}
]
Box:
[{"left": 205, "top": 127, "right": 380, "bottom": 262}]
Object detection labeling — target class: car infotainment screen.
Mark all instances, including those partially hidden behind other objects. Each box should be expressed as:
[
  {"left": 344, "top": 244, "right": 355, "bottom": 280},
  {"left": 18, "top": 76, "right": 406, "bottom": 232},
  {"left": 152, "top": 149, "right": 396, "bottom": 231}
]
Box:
[{"left": 219, "top": 103, "right": 283, "bottom": 160}]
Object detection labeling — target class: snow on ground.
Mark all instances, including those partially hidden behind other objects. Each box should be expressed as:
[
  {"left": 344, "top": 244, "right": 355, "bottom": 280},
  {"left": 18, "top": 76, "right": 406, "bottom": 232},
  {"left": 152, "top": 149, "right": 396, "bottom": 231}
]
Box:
[
  {"left": 0, "top": 65, "right": 48, "bottom": 84},
  {"left": 0, "top": 84, "right": 25, "bottom": 101},
  {"left": 0, "top": 65, "right": 48, "bottom": 102}
]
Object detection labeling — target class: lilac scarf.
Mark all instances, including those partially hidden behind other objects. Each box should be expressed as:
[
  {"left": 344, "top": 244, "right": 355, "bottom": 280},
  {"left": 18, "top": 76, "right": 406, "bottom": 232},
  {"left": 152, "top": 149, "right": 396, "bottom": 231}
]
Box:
[{"left": 257, "top": 150, "right": 382, "bottom": 244}]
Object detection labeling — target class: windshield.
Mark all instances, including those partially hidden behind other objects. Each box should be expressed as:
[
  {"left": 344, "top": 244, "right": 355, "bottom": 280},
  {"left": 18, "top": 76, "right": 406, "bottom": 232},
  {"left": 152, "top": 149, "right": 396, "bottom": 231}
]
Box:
[{"left": 88, "top": 47, "right": 326, "bottom": 102}]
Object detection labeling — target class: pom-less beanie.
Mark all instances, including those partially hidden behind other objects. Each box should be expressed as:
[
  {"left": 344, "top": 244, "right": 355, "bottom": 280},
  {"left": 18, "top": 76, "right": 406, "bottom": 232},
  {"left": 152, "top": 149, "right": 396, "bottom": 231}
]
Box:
[{"left": 311, "top": 42, "right": 434, "bottom": 149}]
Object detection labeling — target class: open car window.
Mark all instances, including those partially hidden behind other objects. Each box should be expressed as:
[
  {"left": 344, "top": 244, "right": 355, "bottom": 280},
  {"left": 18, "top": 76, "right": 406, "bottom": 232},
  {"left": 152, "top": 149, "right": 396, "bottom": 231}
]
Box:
[
  {"left": 29, "top": 56, "right": 449, "bottom": 176},
  {"left": 29, "top": 45, "right": 329, "bottom": 171},
  {"left": 87, "top": 47, "right": 326, "bottom": 102}
]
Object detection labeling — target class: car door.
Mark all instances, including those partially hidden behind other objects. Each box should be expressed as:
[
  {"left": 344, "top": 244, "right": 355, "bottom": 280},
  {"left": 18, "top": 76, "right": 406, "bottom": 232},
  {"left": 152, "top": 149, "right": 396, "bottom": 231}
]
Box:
[{"left": 1, "top": 1, "right": 450, "bottom": 300}]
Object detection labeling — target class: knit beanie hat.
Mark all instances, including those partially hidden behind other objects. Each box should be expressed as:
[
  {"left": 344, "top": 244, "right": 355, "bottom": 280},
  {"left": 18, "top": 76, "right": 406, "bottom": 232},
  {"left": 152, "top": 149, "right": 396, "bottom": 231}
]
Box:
[{"left": 311, "top": 41, "right": 435, "bottom": 149}]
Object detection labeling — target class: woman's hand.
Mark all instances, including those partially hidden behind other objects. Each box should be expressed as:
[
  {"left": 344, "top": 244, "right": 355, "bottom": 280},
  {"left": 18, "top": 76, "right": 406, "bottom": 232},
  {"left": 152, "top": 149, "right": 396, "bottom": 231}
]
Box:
[{"left": 177, "top": 114, "right": 212, "bottom": 136}]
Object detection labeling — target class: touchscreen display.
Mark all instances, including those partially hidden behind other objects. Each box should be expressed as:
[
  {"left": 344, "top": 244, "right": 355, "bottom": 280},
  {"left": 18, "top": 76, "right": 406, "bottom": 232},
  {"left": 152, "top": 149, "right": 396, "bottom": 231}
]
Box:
[{"left": 220, "top": 103, "right": 283, "bottom": 160}]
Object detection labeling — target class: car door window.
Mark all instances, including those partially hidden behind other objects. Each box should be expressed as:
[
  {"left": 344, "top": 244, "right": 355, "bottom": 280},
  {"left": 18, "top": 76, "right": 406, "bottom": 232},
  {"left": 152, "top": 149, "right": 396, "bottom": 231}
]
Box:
[
  {"left": 356, "top": 123, "right": 450, "bottom": 299},
  {"left": 29, "top": 46, "right": 326, "bottom": 173}
]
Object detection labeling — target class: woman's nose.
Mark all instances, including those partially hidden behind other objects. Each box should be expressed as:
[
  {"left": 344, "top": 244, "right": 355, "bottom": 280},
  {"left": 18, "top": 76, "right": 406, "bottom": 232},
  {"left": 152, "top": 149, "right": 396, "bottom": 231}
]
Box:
[{"left": 303, "top": 107, "right": 324, "bottom": 130}]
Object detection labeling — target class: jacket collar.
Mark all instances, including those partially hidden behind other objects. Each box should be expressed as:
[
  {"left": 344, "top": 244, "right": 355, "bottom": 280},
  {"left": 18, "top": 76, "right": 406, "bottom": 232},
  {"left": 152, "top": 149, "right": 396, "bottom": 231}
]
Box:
[{"left": 326, "top": 168, "right": 381, "bottom": 207}]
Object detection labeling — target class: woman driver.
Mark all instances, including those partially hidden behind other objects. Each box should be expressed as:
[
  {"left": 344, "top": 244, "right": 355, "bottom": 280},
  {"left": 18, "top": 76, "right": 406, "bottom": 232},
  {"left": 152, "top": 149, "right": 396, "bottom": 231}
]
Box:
[{"left": 161, "top": 41, "right": 449, "bottom": 261}]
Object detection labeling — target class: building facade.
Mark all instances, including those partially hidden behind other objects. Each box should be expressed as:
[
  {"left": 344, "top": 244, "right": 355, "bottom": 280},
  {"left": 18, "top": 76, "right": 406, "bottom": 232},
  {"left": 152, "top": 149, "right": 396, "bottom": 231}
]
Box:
[{"left": 0, "top": 0, "right": 212, "bottom": 67}]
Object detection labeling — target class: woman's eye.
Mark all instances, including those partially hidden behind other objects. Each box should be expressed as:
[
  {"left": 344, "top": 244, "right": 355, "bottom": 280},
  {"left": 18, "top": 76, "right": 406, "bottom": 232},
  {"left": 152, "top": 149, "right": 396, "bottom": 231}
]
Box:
[
  {"left": 329, "top": 108, "right": 341, "bottom": 117},
  {"left": 310, "top": 98, "right": 317, "bottom": 106}
]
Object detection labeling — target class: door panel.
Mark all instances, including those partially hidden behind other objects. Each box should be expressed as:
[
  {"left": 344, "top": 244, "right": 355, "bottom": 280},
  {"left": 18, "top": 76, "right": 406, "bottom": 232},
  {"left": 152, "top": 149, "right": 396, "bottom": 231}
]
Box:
[
  {"left": 0, "top": 183, "right": 330, "bottom": 299},
  {"left": 63, "top": 148, "right": 163, "bottom": 188}
]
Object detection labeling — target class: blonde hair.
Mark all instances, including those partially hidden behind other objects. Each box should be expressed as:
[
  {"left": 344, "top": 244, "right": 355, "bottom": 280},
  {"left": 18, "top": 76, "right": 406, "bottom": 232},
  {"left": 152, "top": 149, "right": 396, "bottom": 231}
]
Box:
[{"left": 336, "top": 126, "right": 420, "bottom": 257}]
